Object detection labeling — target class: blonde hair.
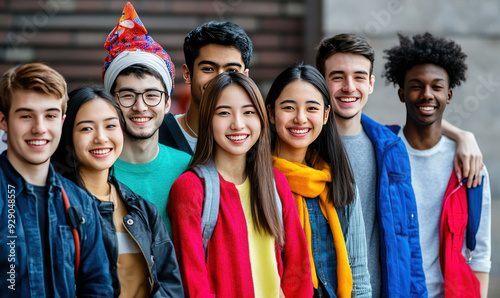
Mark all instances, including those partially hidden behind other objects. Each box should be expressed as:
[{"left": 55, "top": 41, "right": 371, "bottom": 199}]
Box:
[{"left": 0, "top": 63, "right": 68, "bottom": 119}]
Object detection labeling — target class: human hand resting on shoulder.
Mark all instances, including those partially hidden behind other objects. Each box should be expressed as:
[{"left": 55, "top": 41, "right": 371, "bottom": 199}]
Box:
[{"left": 442, "top": 120, "right": 483, "bottom": 188}]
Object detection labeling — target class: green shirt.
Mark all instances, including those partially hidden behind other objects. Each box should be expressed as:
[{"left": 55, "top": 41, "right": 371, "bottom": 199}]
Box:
[{"left": 113, "top": 144, "right": 191, "bottom": 236}]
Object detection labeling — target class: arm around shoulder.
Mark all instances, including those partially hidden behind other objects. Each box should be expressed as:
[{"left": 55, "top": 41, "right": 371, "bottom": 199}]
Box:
[{"left": 442, "top": 120, "right": 483, "bottom": 188}]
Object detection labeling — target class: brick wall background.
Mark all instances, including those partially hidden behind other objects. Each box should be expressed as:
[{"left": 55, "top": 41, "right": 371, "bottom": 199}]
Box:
[{"left": 0, "top": 0, "right": 307, "bottom": 111}]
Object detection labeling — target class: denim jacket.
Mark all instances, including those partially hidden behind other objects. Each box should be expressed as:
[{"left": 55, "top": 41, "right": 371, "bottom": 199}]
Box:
[
  {"left": 95, "top": 176, "right": 184, "bottom": 297},
  {"left": 361, "top": 114, "right": 427, "bottom": 297},
  {"left": 307, "top": 187, "right": 371, "bottom": 298},
  {"left": 0, "top": 153, "right": 113, "bottom": 297}
]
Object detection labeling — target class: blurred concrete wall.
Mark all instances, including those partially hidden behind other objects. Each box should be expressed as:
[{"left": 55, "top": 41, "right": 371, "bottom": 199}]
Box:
[{"left": 322, "top": 0, "right": 499, "bottom": 197}]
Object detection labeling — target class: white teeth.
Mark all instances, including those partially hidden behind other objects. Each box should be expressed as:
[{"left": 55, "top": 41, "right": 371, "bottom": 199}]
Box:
[
  {"left": 131, "top": 117, "right": 150, "bottom": 122},
  {"left": 339, "top": 97, "right": 357, "bottom": 102},
  {"left": 420, "top": 107, "right": 434, "bottom": 111},
  {"left": 290, "top": 128, "right": 309, "bottom": 134},
  {"left": 27, "top": 140, "right": 48, "bottom": 145},
  {"left": 227, "top": 135, "right": 248, "bottom": 141},
  {"left": 90, "top": 149, "right": 111, "bottom": 155}
]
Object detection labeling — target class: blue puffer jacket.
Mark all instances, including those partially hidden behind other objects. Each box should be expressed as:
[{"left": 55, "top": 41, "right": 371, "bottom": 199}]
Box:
[
  {"left": 0, "top": 153, "right": 113, "bottom": 297},
  {"left": 361, "top": 114, "right": 427, "bottom": 297}
]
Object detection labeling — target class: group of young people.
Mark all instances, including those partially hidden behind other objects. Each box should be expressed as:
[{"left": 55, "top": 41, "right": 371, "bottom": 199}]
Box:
[{"left": 0, "top": 2, "right": 491, "bottom": 298}]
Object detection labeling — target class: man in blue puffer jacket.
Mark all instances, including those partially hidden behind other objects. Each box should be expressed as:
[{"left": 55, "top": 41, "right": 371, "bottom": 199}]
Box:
[{"left": 315, "top": 33, "right": 483, "bottom": 297}]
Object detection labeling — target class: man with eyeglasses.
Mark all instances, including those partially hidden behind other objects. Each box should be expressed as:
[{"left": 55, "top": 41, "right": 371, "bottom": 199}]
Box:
[{"left": 102, "top": 3, "right": 191, "bottom": 236}]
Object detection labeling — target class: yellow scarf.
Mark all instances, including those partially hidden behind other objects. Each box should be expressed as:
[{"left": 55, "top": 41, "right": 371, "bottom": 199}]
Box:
[{"left": 273, "top": 155, "right": 353, "bottom": 298}]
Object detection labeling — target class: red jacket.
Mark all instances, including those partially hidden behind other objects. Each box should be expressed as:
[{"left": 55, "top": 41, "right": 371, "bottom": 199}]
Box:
[
  {"left": 439, "top": 172, "right": 480, "bottom": 297},
  {"left": 168, "top": 169, "right": 313, "bottom": 297}
]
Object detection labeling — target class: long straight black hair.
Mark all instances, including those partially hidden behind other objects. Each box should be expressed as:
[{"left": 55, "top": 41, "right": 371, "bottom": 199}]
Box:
[
  {"left": 52, "top": 86, "right": 125, "bottom": 188},
  {"left": 265, "top": 63, "right": 355, "bottom": 207},
  {"left": 190, "top": 72, "right": 284, "bottom": 246}
]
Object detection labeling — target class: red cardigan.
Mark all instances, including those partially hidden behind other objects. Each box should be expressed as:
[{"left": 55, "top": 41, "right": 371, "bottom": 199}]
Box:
[
  {"left": 168, "top": 169, "right": 313, "bottom": 297},
  {"left": 439, "top": 171, "right": 480, "bottom": 297}
]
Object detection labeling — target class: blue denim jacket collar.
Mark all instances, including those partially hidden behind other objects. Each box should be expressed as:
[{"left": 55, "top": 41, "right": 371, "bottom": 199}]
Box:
[
  {"left": 0, "top": 152, "right": 114, "bottom": 297},
  {"left": 1, "top": 151, "right": 62, "bottom": 197}
]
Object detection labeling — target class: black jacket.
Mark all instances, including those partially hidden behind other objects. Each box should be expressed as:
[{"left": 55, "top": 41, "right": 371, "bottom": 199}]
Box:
[
  {"left": 158, "top": 113, "right": 194, "bottom": 155},
  {"left": 95, "top": 176, "right": 184, "bottom": 297}
]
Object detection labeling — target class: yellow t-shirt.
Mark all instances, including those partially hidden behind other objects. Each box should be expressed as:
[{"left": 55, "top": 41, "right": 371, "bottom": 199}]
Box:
[{"left": 236, "top": 178, "right": 281, "bottom": 298}]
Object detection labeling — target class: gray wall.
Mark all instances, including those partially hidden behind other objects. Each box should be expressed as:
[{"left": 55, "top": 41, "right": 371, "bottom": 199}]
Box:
[{"left": 322, "top": 0, "right": 499, "bottom": 197}]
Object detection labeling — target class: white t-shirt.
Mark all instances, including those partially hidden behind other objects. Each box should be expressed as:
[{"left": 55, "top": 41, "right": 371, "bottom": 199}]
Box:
[
  {"left": 0, "top": 130, "right": 7, "bottom": 153},
  {"left": 399, "top": 131, "right": 491, "bottom": 298},
  {"left": 174, "top": 114, "right": 197, "bottom": 153}
]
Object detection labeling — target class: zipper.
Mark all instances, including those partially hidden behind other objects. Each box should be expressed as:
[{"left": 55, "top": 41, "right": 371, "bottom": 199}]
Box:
[
  {"left": 121, "top": 219, "right": 155, "bottom": 294},
  {"left": 439, "top": 179, "right": 466, "bottom": 240}
]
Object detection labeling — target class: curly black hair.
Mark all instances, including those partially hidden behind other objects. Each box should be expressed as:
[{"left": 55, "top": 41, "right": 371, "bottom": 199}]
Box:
[{"left": 382, "top": 32, "right": 467, "bottom": 89}]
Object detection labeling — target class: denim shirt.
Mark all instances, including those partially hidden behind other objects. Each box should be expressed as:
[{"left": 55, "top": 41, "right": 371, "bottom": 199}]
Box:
[
  {"left": 0, "top": 153, "right": 113, "bottom": 297},
  {"left": 306, "top": 197, "right": 338, "bottom": 298},
  {"left": 306, "top": 188, "right": 372, "bottom": 298}
]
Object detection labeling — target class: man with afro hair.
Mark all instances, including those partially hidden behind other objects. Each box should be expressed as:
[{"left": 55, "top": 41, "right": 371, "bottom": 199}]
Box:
[
  {"left": 315, "top": 33, "right": 485, "bottom": 298},
  {"left": 383, "top": 32, "right": 491, "bottom": 298}
]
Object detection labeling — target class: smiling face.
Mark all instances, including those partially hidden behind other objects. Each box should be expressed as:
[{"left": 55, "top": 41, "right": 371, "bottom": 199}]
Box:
[
  {"left": 113, "top": 73, "right": 169, "bottom": 140},
  {"left": 398, "top": 63, "right": 452, "bottom": 127},
  {"left": 268, "top": 80, "right": 330, "bottom": 160},
  {"left": 324, "top": 53, "right": 374, "bottom": 123},
  {"left": 0, "top": 89, "right": 64, "bottom": 170},
  {"left": 183, "top": 44, "right": 248, "bottom": 107},
  {"left": 73, "top": 98, "right": 123, "bottom": 173},
  {"left": 212, "top": 85, "right": 261, "bottom": 160}
]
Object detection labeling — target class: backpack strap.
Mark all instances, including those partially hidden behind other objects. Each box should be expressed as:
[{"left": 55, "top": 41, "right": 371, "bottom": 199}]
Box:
[
  {"left": 465, "top": 175, "right": 484, "bottom": 256},
  {"left": 62, "top": 187, "right": 84, "bottom": 278},
  {"left": 193, "top": 161, "right": 284, "bottom": 261},
  {"left": 273, "top": 180, "right": 283, "bottom": 228},
  {"left": 159, "top": 114, "right": 194, "bottom": 155},
  {"left": 192, "top": 160, "right": 220, "bottom": 258}
]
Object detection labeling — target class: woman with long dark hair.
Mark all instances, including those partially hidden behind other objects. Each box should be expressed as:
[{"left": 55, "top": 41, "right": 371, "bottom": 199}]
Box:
[
  {"left": 266, "top": 64, "right": 371, "bottom": 298},
  {"left": 53, "top": 86, "right": 183, "bottom": 297},
  {"left": 168, "top": 72, "right": 312, "bottom": 297}
]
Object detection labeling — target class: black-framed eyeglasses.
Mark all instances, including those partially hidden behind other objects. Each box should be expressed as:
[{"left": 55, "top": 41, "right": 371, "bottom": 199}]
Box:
[{"left": 115, "top": 90, "right": 166, "bottom": 108}]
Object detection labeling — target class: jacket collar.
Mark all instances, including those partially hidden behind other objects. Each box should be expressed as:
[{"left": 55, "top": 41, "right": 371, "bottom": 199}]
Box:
[
  {"left": 0, "top": 152, "right": 62, "bottom": 194},
  {"left": 109, "top": 175, "right": 141, "bottom": 207},
  {"left": 361, "top": 113, "right": 401, "bottom": 152}
]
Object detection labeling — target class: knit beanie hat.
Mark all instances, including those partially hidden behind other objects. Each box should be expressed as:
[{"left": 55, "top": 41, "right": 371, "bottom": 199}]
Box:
[{"left": 102, "top": 2, "right": 175, "bottom": 94}]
